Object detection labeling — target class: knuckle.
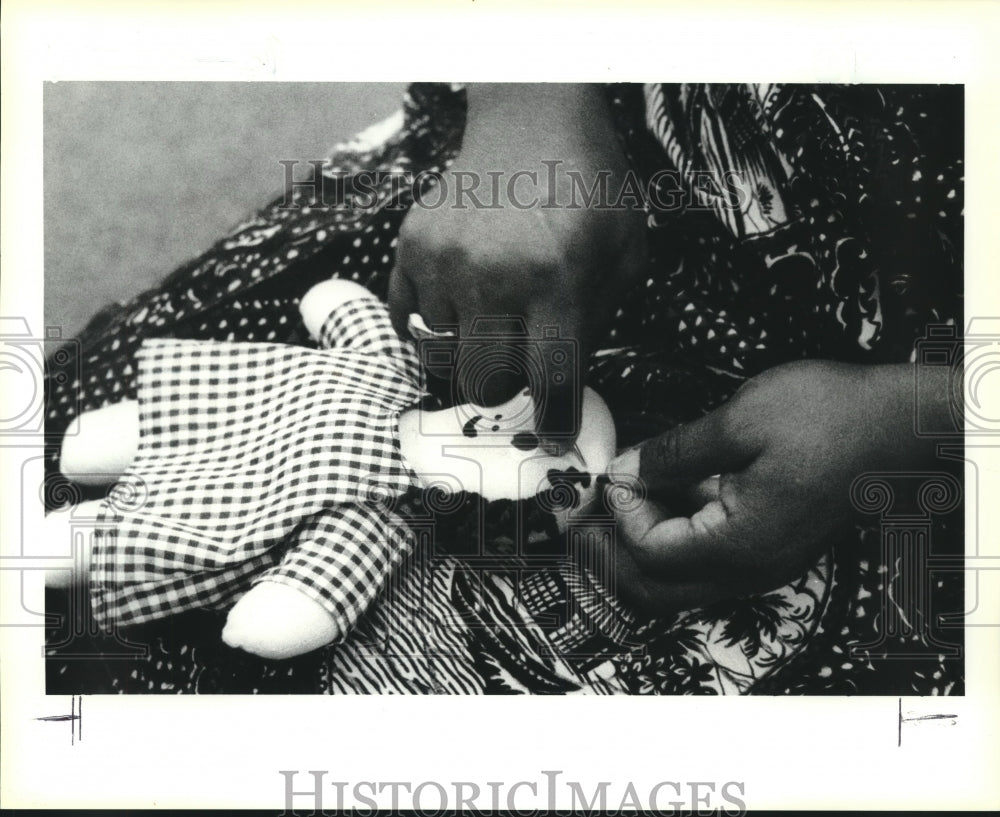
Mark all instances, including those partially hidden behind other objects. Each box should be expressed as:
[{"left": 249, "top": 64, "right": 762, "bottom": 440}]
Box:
[
  {"left": 646, "top": 425, "right": 683, "bottom": 474},
  {"left": 714, "top": 403, "right": 742, "bottom": 445}
]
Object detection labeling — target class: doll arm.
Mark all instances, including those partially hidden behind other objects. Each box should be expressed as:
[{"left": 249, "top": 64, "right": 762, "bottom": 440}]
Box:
[
  {"left": 221, "top": 502, "right": 412, "bottom": 660},
  {"left": 300, "top": 279, "right": 420, "bottom": 380},
  {"left": 59, "top": 400, "right": 140, "bottom": 485}
]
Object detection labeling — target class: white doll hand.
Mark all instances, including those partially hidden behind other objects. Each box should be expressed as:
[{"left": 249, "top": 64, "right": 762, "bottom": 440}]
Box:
[
  {"left": 222, "top": 581, "right": 342, "bottom": 660},
  {"left": 60, "top": 400, "right": 140, "bottom": 485},
  {"left": 299, "top": 278, "right": 377, "bottom": 341}
]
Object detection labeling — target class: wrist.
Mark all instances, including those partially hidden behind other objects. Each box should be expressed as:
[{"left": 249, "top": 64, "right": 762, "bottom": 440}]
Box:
[
  {"left": 461, "top": 83, "right": 620, "bottom": 158},
  {"left": 863, "top": 362, "right": 952, "bottom": 468}
]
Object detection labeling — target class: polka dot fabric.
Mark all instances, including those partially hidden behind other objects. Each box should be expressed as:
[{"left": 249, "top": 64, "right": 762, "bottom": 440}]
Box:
[
  {"left": 45, "top": 83, "right": 963, "bottom": 696},
  {"left": 44, "top": 83, "right": 466, "bottom": 507},
  {"left": 598, "top": 84, "right": 963, "bottom": 425}
]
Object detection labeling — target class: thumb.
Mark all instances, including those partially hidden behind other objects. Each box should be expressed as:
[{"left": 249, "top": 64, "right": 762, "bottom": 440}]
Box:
[
  {"left": 387, "top": 266, "right": 420, "bottom": 342},
  {"left": 636, "top": 404, "right": 759, "bottom": 492},
  {"left": 534, "top": 374, "right": 580, "bottom": 454}
]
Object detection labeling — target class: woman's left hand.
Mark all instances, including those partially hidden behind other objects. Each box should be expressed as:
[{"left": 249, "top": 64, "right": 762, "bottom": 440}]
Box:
[{"left": 605, "top": 360, "right": 951, "bottom": 613}]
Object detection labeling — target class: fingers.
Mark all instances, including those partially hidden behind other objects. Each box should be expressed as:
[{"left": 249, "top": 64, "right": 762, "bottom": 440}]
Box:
[
  {"left": 389, "top": 220, "right": 461, "bottom": 338},
  {"left": 629, "top": 502, "right": 731, "bottom": 577},
  {"left": 636, "top": 407, "right": 759, "bottom": 492},
  {"left": 389, "top": 260, "right": 462, "bottom": 405},
  {"left": 526, "top": 302, "right": 588, "bottom": 450},
  {"left": 416, "top": 301, "right": 576, "bottom": 420},
  {"left": 387, "top": 266, "right": 421, "bottom": 341},
  {"left": 391, "top": 221, "right": 590, "bottom": 439},
  {"left": 533, "top": 335, "right": 583, "bottom": 449},
  {"left": 613, "top": 491, "right": 673, "bottom": 558},
  {"left": 601, "top": 497, "right": 741, "bottom": 614},
  {"left": 618, "top": 489, "right": 779, "bottom": 600},
  {"left": 606, "top": 445, "right": 741, "bottom": 580},
  {"left": 533, "top": 378, "right": 579, "bottom": 454},
  {"left": 454, "top": 333, "right": 531, "bottom": 408}
]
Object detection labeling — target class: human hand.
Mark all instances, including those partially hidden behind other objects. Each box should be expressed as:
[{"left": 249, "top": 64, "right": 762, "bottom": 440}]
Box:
[
  {"left": 388, "top": 84, "right": 647, "bottom": 442},
  {"left": 604, "top": 360, "right": 945, "bottom": 614}
]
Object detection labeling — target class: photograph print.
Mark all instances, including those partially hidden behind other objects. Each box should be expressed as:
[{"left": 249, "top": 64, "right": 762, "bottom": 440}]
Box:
[{"left": 41, "top": 81, "right": 965, "bottom": 696}]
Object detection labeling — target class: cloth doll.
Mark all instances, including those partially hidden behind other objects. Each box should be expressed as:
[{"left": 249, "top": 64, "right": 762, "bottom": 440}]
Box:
[{"left": 48, "top": 278, "right": 617, "bottom": 660}]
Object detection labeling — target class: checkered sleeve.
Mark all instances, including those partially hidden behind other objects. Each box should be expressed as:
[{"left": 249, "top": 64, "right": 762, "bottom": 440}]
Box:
[
  {"left": 318, "top": 297, "right": 419, "bottom": 374},
  {"left": 253, "top": 502, "right": 415, "bottom": 640}
]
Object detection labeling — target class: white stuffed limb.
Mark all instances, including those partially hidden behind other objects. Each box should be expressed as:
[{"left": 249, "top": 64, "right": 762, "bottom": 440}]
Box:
[
  {"left": 221, "top": 501, "right": 405, "bottom": 660},
  {"left": 43, "top": 499, "right": 103, "bottom": 589},
  {"left": 51, "top": 278, "right": 407, "bottom": 660},
  {"left": 59, "top": 399, "right": 141, "bottom": 486},
  {"left": 46, "top": 401, "right": 141, "bottom": 588},
  {"left": 221, "top": 277, "right": 409, "bottom": 660},
  {"left": 52, "top": 275, "right": 620, "bottom": 661}
]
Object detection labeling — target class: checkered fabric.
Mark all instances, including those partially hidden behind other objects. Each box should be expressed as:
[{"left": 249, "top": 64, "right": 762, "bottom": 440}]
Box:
[{"left": 90, "top": 295, "right": 425, "bottom": 636}]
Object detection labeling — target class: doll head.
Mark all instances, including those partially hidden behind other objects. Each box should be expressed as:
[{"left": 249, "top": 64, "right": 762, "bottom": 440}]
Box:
[
  {"left": 398, "top": 385, "right": 617, "bottom": 550},
  {"left": 299, "top": 278, "right": 619, "bottom": 550}
]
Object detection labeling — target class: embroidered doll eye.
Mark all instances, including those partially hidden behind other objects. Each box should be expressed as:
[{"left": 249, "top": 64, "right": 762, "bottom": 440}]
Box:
[
  {"left": 511, "top": 431, "right": 539, "bottom": 451},
  {"left": 546, "top": 466, "right": 592, "bottom": 490}
]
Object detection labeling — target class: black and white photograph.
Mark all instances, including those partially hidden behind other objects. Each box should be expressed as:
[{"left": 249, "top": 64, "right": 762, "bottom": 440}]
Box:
[
  {"left": 40, "top": 78, "right": 967, "bottom": 697},
  {"left": 2, "top": 1, "right": 999, "bottom": 813}
]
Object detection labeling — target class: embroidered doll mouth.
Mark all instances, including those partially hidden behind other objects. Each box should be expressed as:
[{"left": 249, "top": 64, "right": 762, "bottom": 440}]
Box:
[{"left": 391, "top": 482, "right": 611, "bottom": 561}]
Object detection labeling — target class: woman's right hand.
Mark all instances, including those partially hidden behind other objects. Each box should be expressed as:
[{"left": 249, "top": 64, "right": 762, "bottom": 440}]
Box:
[
  {"left": 388, "top": 84, "right": 647, "bottom": 444},
  {"left": 605, "top": 360, "right": 954, "bottom": 614}
]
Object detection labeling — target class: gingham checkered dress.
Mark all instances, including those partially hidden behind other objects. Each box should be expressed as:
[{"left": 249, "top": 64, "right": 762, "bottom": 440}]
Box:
[{"left": 90, "top": 295, "right": 425, "bottom": 636}]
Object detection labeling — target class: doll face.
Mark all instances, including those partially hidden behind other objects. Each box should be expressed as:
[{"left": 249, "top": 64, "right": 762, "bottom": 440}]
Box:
[{"left": 398, "top": 386, "right": 616, "bottom": 520}]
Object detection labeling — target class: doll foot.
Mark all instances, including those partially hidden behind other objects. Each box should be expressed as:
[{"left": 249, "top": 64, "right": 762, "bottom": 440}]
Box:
[{"left": 222, "top": 581, "right": 342, "bottom": 660}]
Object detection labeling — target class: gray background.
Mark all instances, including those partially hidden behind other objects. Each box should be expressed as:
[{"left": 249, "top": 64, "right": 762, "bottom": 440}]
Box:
[{"left": 44, "top": 82, "right": 406, "bottom": 338}]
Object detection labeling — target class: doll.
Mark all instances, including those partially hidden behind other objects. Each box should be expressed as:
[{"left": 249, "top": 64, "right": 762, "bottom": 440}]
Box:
[{"left": 49, "top": 278, "right": 617, "bottom": 660}]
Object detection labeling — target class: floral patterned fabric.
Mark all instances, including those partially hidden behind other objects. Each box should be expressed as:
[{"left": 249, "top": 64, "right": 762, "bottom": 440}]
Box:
[{"left": 44, "top": 83, "right": 964, "bottom": 695}]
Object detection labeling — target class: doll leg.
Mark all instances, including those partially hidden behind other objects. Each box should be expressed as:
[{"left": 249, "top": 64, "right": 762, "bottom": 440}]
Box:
[
  {"left": 222, "top": 581, "right": 341, "bottom": 660},
  {"left": 43, "top": 499, "right": 104, "bottom": 588},
  {"left": 59, "top": 400, "right": 140, "bottom": 485},
  {"left": 222, "top": 503, "right": 405, "bottom": 660}
]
